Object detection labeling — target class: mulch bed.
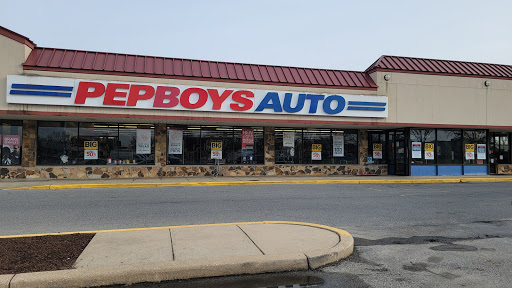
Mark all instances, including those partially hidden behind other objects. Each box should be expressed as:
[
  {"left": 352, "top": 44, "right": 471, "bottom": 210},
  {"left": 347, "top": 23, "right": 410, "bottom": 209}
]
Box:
[{"left": 0, "top": 233, "right": 95, "bottom": 274}]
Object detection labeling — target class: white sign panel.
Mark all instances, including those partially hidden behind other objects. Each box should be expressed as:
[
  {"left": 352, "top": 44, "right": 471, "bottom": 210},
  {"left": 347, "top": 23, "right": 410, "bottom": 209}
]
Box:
[
  {"left": 465, "top": 151, "right": 475, "bottom": 160},
  {"left": 136, "top": 129, "right": 151, "bottom": 154},
  {"left": 7, "top": 75, "right": 388, "bottom": 118},
  {"left": 333, "top": 133, "right": 344, "bottom": 157},
  {"left": 283, "top": 132, "right": 295, "bottom": 147},
  {"left": 84, "top": 150, "right": 98, "bottom": 160},
  {"left": 477, "top": 144, "right": 486, "bottom": 160},
  {"left": 168, "top": 129, "right": 183, "bottom": 154},
  {"left": 373, "top": 150, "right": 382, "bottom": 159},
  {"left": 425, "top": 150, "right": 434, "bottom": 160},
  {"left": 211, "top": 150, "right": 222, "bottom": 159},
  {"left": 312, "top": 152, "right": 322, "bottom": 161},
  {"left": 412, "top": 142, "right": 422, "bottom": 159}
]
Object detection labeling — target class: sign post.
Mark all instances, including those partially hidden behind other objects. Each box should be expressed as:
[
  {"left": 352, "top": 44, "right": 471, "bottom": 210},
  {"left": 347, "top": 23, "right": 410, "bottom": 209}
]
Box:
[
  {"left": 211, "top": 141, "right": 223, "bottom": 176},
  {"left": 84, "top": 141, "right": 98, "bottom": 160},
  {"left": 373, "top": 143, "right": 383, "bottom": 160},
  {"left": 465, "top": 144, "right": 475, "bottom": 160},
  {"left": 312, "top": 144, "right": 322, "bottom": 161}
]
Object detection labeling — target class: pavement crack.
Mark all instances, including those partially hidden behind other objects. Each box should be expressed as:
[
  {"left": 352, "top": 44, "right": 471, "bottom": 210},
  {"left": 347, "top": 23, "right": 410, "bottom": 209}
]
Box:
[
  {"left": 305, "top": 253, "right": 312, "bottom": 270},
  {"left": 169, "top": 229, "right": 175, "bottom": 261},
  {"left": 8, "top": 274, "right": 15, "bottom": 288},
  {"left": 236, "top": 225, "right": 265, "bottom": 255},
  {"left": 355, "top": 235, "right": 507, "bottom": 246}
]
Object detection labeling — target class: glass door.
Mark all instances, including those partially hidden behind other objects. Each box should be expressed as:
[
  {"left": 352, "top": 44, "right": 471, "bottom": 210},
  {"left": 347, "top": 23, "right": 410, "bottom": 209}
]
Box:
[
  {"left": 490, "top": 133, "right": 510, "bottom": 174},
  {"left": 395, "top": 130, "right": 408, "bottom": 175}
]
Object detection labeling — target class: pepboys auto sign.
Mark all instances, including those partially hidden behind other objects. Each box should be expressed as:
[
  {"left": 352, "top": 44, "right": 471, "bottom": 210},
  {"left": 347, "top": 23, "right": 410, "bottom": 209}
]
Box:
[{"left": 7, "top": 75, "right": 387, "bottom": 118}]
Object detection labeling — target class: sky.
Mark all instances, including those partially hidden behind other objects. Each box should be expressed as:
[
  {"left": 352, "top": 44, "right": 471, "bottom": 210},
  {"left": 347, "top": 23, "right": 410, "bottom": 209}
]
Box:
[{"left": 2, "top": 0, "right": 512, "bottom": 71}]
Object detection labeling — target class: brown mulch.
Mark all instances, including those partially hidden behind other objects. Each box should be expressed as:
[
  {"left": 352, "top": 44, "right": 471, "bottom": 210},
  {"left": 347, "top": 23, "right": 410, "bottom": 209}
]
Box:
[{"left": 0, "top": 233, "right": 95, "bottom": 274}]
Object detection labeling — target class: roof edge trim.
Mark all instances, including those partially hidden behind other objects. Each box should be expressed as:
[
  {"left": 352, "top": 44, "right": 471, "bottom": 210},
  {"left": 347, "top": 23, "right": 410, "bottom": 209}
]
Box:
[
  {"left": 22, "top": 65, "right": 379, "bottom": 91},
  {"left": 0, "top": 26, "right": 35, "bottom": 49},
  {"left": 367, "top": 67, "right": 512, "bottom": 80}
]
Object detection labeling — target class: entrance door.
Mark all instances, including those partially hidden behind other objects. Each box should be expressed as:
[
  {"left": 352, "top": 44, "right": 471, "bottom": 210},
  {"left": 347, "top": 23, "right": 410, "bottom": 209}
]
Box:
[
  {"left": 395, "top": 131, "right": 407, "bottom": 175},
  {"left": 490, "top": 133, "right": 510, "bottom": 174}
]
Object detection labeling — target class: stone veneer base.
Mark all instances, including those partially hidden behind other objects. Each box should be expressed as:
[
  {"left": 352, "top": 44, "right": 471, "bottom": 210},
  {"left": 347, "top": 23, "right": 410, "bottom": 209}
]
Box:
[
  {"left": 0, "top": 164, "right": 387, "bottom": 179},
  {"left": 497, "top": 164, "right": 512, "bottom": 175}
]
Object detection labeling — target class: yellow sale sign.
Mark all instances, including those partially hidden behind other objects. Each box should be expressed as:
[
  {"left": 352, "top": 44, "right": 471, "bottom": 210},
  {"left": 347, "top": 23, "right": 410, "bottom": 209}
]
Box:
[
  {"left": 211, "top": 142, "right": 222, "bottom": 150},
  {"left": 84, "top": 141, "right": 98, "bottom": 150}
]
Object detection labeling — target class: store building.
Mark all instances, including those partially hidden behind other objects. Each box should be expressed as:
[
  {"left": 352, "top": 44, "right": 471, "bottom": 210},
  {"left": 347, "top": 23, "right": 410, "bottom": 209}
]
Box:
[{"left": 1, "top": 25, "right": 512, "bottom": 179}]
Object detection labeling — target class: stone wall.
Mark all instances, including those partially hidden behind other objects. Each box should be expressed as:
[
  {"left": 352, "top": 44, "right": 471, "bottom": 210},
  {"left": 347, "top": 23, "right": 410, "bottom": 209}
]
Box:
[
  {"left": 497, "top": 164, "right": 512, "bottom": 175},
  {"left": 264, "top": 127, "right": 275, "bottom": 165},
  {"left": 21, "top": 120, "right": 37, "bottom": 167},
  {"left": 154, "top": 124, "right": 166, "bottom": 167},
  {"left": 0, "top": 164, "right": 387, "bottom": 179},
  {"left": 358, "top": 129, "right": 369, "bottom": 164}
]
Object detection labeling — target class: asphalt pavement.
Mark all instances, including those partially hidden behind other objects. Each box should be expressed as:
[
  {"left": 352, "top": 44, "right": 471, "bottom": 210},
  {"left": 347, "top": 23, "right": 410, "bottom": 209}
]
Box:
[{"left": 2, "top": 175, "right": 512, "bottom": 287}]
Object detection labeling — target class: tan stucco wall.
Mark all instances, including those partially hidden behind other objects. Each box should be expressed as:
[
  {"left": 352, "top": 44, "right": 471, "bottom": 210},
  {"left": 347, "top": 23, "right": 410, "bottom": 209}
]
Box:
[
  {"left": 0, "top": 34, "right": 31, "bottom": 107},
  {"left": 373, "top": 71, "right": 512, "bottom": 128}
]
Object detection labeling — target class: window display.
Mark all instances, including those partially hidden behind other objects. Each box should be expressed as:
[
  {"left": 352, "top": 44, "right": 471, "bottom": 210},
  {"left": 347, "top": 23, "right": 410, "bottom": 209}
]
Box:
[{"left": 1, "top": 120, "right": 22, "bottom": 166}]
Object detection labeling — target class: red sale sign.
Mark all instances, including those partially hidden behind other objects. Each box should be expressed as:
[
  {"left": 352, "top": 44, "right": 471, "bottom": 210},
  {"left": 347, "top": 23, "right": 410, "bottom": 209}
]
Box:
[
  {"left": 242, "top": 129, "right": 254, "bottom": 148},
  {"left": 3, "top": 135, "right": 20, "bottom": 146}
]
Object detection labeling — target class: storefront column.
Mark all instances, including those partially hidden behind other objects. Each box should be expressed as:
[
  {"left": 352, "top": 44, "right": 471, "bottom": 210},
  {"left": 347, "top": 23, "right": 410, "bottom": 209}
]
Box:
[
  {"left": 21, "top": 120, "right": 37, "bottom": 167},
  {"left": 264, "top": 127, "right": 275, "bottom": 166},
  {"left": 358, "top": 129, "right": 369, "bottom": 164},
  {"left": 154, "top": 124, "right": 167, "bottom": 167}
]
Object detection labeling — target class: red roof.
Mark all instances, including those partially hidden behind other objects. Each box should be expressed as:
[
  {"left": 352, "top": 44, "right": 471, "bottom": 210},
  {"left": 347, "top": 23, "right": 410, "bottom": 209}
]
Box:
[
  {"left": 366, "top": 55, "right": 512, "bottom": 79},
  {"left": 23, "top": 47, "right": 378, "bottom": 90},
  {"left": 0, "top": 25, "right": 35, "bottom": 49}
]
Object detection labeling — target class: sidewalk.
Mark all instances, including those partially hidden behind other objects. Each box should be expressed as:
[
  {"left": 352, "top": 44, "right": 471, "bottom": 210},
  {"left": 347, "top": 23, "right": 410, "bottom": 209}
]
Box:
[
  {"left": 1, "top": 221, "right": 353, "bottom": 288},
  {"left": 2, "top": 174, "right": 512, "bottom": 190}
]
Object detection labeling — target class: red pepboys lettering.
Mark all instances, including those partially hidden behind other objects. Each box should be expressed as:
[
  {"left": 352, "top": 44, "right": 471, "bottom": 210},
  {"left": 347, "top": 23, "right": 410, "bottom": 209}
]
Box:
[
  {"left": 230, "top": 90, "right": 254, "bottom": 111},
  {"left": 103, "top": 83, "right": 129, "bottom": 106},
  {"left": 207, "top": 89, "right": 233, "bottom": 110},
  {"left": 180, "top": 88, "right": 208, "bottom": 109},
  {"left": 153, "top": 86, "right": 180, "bottom": 108},
  {"left": 75, "top": 82, "right": 105, "bottom": 104},
  {"left": 126, "top": 85, "right": 155, "bottom": 106}
]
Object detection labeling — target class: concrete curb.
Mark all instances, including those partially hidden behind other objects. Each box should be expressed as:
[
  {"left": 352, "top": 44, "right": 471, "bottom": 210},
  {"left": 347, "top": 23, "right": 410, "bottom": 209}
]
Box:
[
  {"left": 6, "top": 177, "right": 512, "bottom": 190},
  {"left": 0, "top": 274, "right": 14, "bottom": 288},
  {"left": 9, "top": 254, "right": 308, "bottom": 288},
  {"left": 4, "top": 221, "right": 354, "bottom": 288}
]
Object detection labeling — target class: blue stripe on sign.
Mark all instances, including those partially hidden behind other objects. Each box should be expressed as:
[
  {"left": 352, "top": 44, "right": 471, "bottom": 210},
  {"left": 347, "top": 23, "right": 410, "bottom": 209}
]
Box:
[
  {"left": 10, "top": 90, "right": 72, "bottom": 97},
  {"left": 347, "top": 106, "right": 386, "bottom": 111},
  {"left": 12, "top": 83, "right": 73, "bottom": 91},
  {"left": 347, "top": 101, "right": 386, "bottom": 106}
]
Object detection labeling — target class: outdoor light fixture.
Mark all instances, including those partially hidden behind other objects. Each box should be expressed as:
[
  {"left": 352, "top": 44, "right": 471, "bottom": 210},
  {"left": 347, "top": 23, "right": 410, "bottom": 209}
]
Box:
[
  {"left": 384, "top": 74, "right": 391, "bottom": 81},
  {"left": 484, "top": 80, "right": 491, "bottom": 87}
]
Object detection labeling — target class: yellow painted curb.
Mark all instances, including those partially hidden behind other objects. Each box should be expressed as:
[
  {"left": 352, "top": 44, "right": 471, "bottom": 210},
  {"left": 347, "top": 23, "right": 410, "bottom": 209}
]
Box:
[
  {"left": 0, "top": 220, "right": 351, "bottom": 239},
  {"left": 461, "top": 178, "right": 495, "bottom": 183},
  {"left": 6, "top": 177, "right": 512, "bottom": 191}
]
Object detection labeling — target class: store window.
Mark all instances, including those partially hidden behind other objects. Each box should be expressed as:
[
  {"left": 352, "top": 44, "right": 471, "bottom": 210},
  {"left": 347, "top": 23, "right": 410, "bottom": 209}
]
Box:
[
  {"left": 302, "top": 129, "right": 332, "bottom": 164},
  {"left": 333, "top": 130, "right": 358, "bottom": 164},
  {"left": 490, "top": 133, "right": 510, "bottom": 164},
  {"left": 37, "top": 121, "right": 78, "bottom": 165},
  {"left": 275, "top": 128, "right": 358, "bottom": 165},
  {"left": 1, "top": 120, "right": 23, "bottom": 166},
  {"left": 37, "top": 121, "right": 155, "bottom": 165},
  {"left": 410, "top": 129, "right": 436, "bottom": 165},
  {"left": 166, "top": 126, "right": 264, "bottom": 165},
  {"left": 275, "top": 129, "right": 303, "bottom": 164},
  {"left": 437, "top": 129, "right": 462, "bottom": 164},
  {"left": 118, "top": 124, "right": 154, "bottom": 164},
  {"left": 463, "top": 130, "right": 487, "bottom": 165},
  {"left": 368, "top": 131, "right": 386, "bottom": 164}
]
